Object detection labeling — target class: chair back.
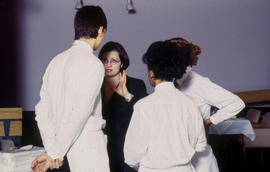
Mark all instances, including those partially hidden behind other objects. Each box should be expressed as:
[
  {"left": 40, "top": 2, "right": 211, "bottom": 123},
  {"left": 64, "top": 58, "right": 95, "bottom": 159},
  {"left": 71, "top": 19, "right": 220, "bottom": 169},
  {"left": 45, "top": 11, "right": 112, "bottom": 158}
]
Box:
[
  {"left": 245, "top": 109, "right": 261, "bottom": 124},
  {"left": 260, "top": 112, "right": 270, "bottom": 127}
]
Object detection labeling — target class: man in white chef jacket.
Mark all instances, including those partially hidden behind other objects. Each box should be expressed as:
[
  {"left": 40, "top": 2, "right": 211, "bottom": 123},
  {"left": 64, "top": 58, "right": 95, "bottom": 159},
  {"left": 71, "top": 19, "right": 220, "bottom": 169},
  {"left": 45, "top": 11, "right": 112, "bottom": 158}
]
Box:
[{"left": 31, "top": 6, "right": 109, "bottom": 172}]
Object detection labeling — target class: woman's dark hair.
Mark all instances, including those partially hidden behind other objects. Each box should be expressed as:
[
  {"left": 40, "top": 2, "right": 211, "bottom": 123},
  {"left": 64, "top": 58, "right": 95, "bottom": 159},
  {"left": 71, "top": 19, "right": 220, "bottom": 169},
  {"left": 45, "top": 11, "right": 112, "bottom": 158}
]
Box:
[
  {"left": 98, "top": 41, "right": 130, "bottom": 70},
  {"left": 167, "top": 37, "right": 201, "bottom": 66},
  {"left": 142, "top": 41, "right": 190, "bottom": 81},
  {"left": 74, "top": 5, "right": 107, "bottom": 40}
]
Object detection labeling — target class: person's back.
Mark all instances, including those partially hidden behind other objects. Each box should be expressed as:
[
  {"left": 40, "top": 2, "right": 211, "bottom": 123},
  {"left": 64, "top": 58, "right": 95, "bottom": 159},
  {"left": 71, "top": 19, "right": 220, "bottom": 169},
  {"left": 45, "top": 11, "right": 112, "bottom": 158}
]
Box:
[
  {"left": 169, "top": 37, "right": 245, "bottom": 125},
  {"left": 179, "top": 70, "right": 245, "bottom": 127},
  {"left": 126, "top": 82, "right": 205, "bottom": 169},
  {"left": 32, "top": 5, "right": 109, "bottom": 172},
  {"left": 41, "top": 41, "right": 104, "bottom": 129},
  {"left": 124, "top": 41, "right": 206, "bottom": 172},
  {"left": 179, "top": 70, "right": 213, "bottom": 120},
  {"left": 169, "top": 37, "right": 245, "bottom": 172}
]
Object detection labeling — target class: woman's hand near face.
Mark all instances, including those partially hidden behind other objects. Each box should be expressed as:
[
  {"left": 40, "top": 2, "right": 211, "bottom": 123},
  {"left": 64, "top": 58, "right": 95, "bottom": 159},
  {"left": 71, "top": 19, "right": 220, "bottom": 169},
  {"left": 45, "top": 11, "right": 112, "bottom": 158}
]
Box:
[{"left": 114, "top": 70, "right": 133, "bottom": 102}]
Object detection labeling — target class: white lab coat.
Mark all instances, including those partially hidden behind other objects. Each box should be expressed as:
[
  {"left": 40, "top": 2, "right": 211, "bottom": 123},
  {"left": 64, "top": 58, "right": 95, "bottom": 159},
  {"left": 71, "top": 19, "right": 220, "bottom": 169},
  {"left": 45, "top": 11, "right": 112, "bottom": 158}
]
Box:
[
  {"left": 124, "top": 82, "right": 207, "bottom": 172},
  {"left": 35, "top": 40, "right": 110, "bottom": 172},
  {"left": 176, "top": 69, "right": 245, "bottom": 172}
]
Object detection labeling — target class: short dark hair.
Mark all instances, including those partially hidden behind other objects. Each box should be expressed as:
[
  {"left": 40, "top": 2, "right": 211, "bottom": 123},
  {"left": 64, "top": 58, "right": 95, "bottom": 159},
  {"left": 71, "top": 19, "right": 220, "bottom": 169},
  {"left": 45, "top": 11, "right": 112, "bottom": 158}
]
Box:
[
  {"left": 98, "top": 41, "right": 130, "bottom": 70},
  {"left": 74, "top": 6, "right": 107, "bottom": 40},
  {"left": 142, "top": 41, "right": 189, "bottom": 81}
]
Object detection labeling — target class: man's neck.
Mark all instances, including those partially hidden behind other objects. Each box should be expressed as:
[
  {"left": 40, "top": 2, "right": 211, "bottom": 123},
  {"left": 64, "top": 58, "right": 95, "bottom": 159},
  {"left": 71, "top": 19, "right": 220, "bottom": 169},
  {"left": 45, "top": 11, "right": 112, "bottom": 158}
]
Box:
[{"left": 78, "top": 37, "right": 96, "bottom": 50}]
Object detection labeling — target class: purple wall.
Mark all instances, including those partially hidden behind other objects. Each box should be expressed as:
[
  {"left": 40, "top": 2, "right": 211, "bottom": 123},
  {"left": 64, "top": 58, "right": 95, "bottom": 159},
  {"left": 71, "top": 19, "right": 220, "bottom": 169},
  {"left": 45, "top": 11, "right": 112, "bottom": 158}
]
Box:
[{"left": 18, "top": 0, "right": 270, "bottom": 110}]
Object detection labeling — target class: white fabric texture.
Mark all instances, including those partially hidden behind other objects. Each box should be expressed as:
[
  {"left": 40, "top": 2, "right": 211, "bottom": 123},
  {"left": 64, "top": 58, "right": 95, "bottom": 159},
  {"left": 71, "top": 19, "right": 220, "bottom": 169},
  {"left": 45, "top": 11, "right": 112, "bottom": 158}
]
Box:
[
  {"left": 176, "top": 69, "right": 245, "bottom": 172},
  {"left": 35, "top": 40, "right": 109, "bottom": 171},
  {"left": 67, "top": 130, "right": 109, "bottom": 172},
  {"left": 124, "top": 82, "right": 206, "bottom": 172},
  {"left": 178, "top": 70, "right": 245, "bottom": 125},
  {"left": 209, "top": 118, "right": 255, "bottom": 141},
  {"left": 191, "top": 145, "right": 219, "bottom": 172}
]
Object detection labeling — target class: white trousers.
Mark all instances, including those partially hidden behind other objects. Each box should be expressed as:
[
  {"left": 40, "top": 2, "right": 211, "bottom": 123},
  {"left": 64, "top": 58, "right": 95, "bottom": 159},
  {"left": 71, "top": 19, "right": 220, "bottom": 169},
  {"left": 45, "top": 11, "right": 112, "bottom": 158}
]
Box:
[
  {"left": 67, "top": 130, "right": 110, "bottom": 172},
  {"left": 138, "top": 163, "right": 195, "bottom": 172},
  {"left": 191, "top": 144, "right": 219, "bottom": 172}
]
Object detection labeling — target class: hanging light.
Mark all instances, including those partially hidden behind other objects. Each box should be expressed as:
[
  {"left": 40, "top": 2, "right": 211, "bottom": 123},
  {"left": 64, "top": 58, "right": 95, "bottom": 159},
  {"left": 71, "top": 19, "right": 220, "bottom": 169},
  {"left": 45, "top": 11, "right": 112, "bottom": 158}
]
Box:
[
  {"left": 75, "top": 0, "right": 84, "bottom": 10},
  {"left": 126, "top": 0, "right": 136, "bottom": 14}
]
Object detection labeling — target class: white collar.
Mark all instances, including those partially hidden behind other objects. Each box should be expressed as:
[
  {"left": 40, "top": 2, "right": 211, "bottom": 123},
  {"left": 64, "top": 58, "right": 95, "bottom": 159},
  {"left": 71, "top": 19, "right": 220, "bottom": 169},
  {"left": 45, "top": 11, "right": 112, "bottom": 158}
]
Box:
[
  {"left": 155, "top": 82, "right": 175, "bottom": 92},
  {"left": 73, "top": 40, "right": 93, "bottom": 53}
]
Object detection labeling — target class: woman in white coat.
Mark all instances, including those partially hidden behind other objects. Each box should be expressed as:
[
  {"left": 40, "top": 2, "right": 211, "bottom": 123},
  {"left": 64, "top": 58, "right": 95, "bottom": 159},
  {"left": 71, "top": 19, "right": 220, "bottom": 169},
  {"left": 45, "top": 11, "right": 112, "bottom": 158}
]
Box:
[
  {"left": 168, "top": 37, "right": 245, "bottom": 172},
  {"left": 124, "top": 41, "right": 207, "bottom": 172}
]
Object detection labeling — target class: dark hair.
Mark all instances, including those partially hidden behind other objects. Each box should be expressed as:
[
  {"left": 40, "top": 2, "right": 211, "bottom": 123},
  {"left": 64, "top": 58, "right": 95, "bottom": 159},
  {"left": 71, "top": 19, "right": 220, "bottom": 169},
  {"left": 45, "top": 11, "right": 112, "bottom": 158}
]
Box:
[
  {"left": 142, "top": 41, "right": 189, "bottom": 81},
  {"left": 98, "top": 41, "right": 130, "bottom": 70},
  {"left": 167, "top": 37, "right": 201, "bottom": 66},
  {"left": 74, "top": 6, "right": 107, "bottom": 40}
]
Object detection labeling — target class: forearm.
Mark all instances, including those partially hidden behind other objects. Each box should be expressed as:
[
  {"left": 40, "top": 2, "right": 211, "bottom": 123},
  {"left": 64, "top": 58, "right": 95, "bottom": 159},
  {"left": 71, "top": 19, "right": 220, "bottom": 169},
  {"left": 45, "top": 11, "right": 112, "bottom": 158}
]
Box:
[
  {"left": 35, "top": 107, "right": 55, "bottom": 153},
  {"left": 210, "top": 97, "right": 245, "bottom": 124},
  {"left": 36, "top": 118, "right": 55, "bottom": 152}
]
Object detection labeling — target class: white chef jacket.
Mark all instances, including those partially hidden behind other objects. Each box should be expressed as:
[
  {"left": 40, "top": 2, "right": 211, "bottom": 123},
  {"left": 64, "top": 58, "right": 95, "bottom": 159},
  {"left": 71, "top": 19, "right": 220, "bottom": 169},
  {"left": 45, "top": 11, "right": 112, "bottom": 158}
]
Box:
[
  {"left": 124, "top": 82, "right": 206, "bottom": 171},
  {"left": 178, "top": 71, "right": 245, "bottom": 125},
  {"left": 35, "top": 40, "right": 108, "bottom": 165},
  {"left": 176, "top": 69, "right": 245, "bottom": 172}
]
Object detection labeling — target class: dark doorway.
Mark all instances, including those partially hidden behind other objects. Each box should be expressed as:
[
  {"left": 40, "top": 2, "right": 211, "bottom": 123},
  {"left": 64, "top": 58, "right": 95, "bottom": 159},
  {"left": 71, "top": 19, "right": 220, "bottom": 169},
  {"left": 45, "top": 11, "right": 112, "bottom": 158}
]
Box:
[{"left": 0, "top": 0, "right": 19, "bottom": 107}]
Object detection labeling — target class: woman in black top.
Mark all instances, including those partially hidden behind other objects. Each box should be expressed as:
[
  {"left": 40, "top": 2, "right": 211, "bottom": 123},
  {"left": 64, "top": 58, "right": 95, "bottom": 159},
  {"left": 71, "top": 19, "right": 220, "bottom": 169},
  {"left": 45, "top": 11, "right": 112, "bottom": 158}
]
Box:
[{"left": 98, "top": 41, "right": 147, "bottom": 172}]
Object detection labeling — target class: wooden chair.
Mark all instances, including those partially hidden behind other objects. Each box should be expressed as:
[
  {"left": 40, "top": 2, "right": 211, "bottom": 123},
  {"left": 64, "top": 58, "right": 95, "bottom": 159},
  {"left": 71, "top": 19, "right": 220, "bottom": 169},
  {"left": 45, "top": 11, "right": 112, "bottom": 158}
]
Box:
[{"left": 0, "top": 108, "right": 23, "bottom": 146}]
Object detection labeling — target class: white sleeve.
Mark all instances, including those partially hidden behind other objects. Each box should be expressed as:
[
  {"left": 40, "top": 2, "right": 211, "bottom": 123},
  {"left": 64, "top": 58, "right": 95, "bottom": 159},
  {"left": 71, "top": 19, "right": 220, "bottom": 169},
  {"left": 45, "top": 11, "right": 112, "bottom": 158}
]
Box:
[
  {"left": 35, "top": 70, "right": 56, "bottom": 152},
  {"left": 196, "top": 78, "right": 245, "bottom": 125},
  {"left": 124, "top": 103, "right": 148, "bottom": 168},
  {"left": 46, "top": 59, "right": 104, "bottom": 159}
]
